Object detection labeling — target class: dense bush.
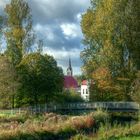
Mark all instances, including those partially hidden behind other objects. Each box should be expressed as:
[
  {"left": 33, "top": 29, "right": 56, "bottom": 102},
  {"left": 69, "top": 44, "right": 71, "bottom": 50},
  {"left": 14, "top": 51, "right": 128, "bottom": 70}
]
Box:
[
  {"left": 70, "top": 115, "right": 95, "bottom": 132},
  {"left": 52, "top": 90, "right": 84, "bottom": 104},
  {"left": 90, "top": 108, "right": 110, "bottom": 125}
]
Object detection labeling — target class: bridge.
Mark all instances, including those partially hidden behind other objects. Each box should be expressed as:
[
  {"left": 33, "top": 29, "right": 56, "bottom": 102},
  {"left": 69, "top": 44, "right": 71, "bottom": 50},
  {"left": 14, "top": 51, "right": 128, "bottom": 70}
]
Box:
[
  {"left": 30, "top": 102, "right": 140, "bottom": 113},
  {"left": 0, "top": 102, "right": 139, "bottom": 115}
]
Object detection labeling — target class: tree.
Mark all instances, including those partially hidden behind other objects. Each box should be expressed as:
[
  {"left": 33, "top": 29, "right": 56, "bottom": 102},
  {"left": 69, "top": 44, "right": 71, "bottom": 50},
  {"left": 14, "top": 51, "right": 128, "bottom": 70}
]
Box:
[
  {"left": 74, "top": 74, "right": 86, "bottom": 86},
  {"left": 37, "top": 39, "right": 43, "bottom": 54},
  {"left": 17, "top": 53, "right": 64, "bottom": 106},
  {"left": 53, "top": 90, "right": 84, "bottom": 104},
  {"left": 81, "top": 0, "right": 139, "bottom": 101},
  {"left": 130, "top": 71, "right": 140, "bottom": 103},
  {"left": 0, "top": 55, "right": 20, "bottom": 108},
  {"left": 90, "top": 67, "right": 126, "bottom": 101},
  {"left": 4, "top": 0, "right": 34, "bottom": 65},
  {"left": 122, "top": 0, "right": 140, "bottom": 70},
  {"left": 0, "top": 16, "right": 3, "bottom": 53}
]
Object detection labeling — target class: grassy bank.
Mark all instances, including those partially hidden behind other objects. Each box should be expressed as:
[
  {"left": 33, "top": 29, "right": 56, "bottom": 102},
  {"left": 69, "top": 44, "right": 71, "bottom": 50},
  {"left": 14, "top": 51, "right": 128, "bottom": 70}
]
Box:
[
  {"left": 0, "top": 110, "right": 139, "bottom": 140},
  {"left": 0, "top": 112, "right": 95, "bottom": 140}
]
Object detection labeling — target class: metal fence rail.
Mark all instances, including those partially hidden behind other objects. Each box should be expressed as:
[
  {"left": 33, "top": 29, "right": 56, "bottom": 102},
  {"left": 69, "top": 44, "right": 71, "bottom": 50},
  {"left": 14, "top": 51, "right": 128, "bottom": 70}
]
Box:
[
  {"left": 0, "top": 102, "right": 139, "bottom": 115},
  {"left": 27, "top": 102, "right": 140, "bottom": 113},
  {"left": 0, "top": 108, "right": 27, "bottom": 115}
]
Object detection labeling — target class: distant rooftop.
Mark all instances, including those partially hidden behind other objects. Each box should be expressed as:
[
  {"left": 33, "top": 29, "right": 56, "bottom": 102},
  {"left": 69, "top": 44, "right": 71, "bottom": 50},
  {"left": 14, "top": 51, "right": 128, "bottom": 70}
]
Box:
[
  {"left": 81, "top": 80, "right": 88, "bottom": 85},
  {"left": 64, "top": 76, "right": 78, "bottom": 89}
]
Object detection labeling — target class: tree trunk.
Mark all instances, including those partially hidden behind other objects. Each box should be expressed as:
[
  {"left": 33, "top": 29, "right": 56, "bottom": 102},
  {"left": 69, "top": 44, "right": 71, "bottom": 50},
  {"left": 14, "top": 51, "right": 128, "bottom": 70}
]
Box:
[
  {"left": 12, "top": 95, "right": 15, "bottom": 109},
  {"left": 34, "top": 92, "right": 38, "bottom": 107}
]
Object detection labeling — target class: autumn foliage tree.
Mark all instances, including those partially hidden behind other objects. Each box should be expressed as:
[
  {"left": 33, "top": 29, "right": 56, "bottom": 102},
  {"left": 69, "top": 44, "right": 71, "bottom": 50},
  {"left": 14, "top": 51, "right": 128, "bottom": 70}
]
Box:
[
  {"left": 81, "top": 0, "right": 140, "bottom": 101},
  {"left": 93, "top": 68, "right": 112, "bottom": 91}
]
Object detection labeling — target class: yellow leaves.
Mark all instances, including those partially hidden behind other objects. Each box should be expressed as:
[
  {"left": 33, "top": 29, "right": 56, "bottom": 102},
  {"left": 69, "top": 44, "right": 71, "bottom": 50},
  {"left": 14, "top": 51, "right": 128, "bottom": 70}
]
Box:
[
  {"left": 102, "top": 40, "right": 113, "bottom": 56},
  {"left": 93, "top": 67, "right": 111, "bottom": 80},
  {"left": 13, "top": 28, "right": 25, "bottom": 39},
  {"left": 5, "top": 4, "right": 11, "bottom": 13},
  {"left": 81, "top": 10, "right": 95, "bottom": 38},
  {"left": 92, "top": 67, "right": 113, "bottom": 90}
]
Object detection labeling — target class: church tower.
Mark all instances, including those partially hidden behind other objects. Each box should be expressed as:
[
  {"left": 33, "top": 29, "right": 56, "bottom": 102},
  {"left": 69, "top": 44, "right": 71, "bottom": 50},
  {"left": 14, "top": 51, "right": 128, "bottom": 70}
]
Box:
[{"left": 67, "top": 58, "right": 73, "bottom": 76}]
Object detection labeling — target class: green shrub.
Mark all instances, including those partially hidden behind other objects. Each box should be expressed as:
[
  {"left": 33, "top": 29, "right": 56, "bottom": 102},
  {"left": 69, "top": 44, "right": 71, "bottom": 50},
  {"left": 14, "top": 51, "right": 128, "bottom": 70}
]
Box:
[
  {"left": 56, "top": 126, "right": 77, "bottom": 139},
  {"left": 53, "top": 90, "right": 84, "bottom": 104},
  {"left": 70, "top": 115, "right": 95, "bottom": 133},
  {"left": 90, "top": 108, "right": 110, "bottom": 125}
]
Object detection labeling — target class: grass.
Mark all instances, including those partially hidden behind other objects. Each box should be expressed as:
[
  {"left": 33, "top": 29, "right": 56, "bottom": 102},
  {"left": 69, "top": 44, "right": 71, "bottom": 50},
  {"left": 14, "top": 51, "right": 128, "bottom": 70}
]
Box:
[
  {"left": 96, "top": 120, "right": 140, "bottom": 139},
  {"left": 118, "top": 136, "right": 140, "bottom": 140},
  {"left": 0, "top": 112, "right": 95, "bottom": 139},
  {"left": 0, "top": 110, "right": 139, "bottom": 140}
]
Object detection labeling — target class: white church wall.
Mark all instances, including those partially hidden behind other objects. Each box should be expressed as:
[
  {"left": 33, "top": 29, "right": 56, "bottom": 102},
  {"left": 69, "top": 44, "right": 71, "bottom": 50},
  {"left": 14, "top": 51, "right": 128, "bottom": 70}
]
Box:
[{"left": 81, "top": 85, "right": 89, "bottom": 101}]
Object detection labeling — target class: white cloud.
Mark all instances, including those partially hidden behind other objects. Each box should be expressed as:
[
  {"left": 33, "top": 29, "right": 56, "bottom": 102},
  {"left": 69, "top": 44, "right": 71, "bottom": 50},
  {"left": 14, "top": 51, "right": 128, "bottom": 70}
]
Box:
[
  {"left": 60, "top": 23, "right": 82, "bottom": 38},
  {"left": 76, "top": 13, "right": 82, "bottom": 22}
]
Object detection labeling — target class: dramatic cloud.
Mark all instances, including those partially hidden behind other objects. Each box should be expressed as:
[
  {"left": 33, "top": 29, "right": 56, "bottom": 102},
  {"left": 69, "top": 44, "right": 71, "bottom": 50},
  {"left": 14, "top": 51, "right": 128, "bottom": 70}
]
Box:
[
  {"left": 29, "top": 0, "right": 90, "bottom": 24},
  {"left": 0, "top": 0, "right": 90, "bottom": 75},
  {"left": 60, "top": 23, "right": 82, "bottom": 38}
]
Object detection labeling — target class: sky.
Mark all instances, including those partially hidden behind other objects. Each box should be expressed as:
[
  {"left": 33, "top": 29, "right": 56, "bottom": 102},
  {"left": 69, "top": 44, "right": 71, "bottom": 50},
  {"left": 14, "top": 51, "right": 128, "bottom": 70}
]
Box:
[{"left": 0, "top": 0, "right": 90, "bottom": 75}]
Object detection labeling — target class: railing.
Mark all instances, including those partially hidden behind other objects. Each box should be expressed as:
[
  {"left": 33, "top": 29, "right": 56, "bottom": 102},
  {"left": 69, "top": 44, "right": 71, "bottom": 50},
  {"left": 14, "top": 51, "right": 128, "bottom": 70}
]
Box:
[
  {"left": 61, "top": 102, "right": 140, "bottom": 110},
  {"left": 28, "top": 102, "right": 140, "bottom": 113},
  {"left": 0, "top": 108, "right": 28, "bottom": 115},
  {"left": 0, "top": 102, "right": 139, "bottom": 115}
]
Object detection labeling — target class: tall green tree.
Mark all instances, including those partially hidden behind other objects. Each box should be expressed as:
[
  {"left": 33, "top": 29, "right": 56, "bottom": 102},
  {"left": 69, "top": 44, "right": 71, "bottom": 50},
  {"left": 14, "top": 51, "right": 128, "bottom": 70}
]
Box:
[
  {"left": 4, "top": 0, "right": 34, "bottom": 65},
  {"left": 17, "top": 53, "right": 64, "bottom": 106}
]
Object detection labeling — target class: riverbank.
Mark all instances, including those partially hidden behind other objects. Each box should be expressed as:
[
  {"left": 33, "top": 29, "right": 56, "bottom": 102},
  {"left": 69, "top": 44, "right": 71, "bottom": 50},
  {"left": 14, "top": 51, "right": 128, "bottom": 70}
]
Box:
[{"left": 0, "top": 110, "right": 139, "bottom": 140}]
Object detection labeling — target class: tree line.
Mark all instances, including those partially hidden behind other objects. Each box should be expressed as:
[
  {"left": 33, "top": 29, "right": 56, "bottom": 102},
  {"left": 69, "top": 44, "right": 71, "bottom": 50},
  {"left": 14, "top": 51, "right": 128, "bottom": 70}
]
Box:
[
  {"left": 81, "top": 0, "right": 140, "bottom": 102},
  {"left": 0, "top": 0, "right": 64, "bottom": 108}
]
